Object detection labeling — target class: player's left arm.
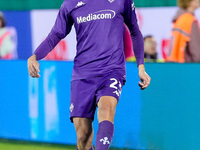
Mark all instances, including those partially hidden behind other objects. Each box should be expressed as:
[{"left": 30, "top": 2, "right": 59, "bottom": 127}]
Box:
[
  {"left": 123, "top": 0, "right": 151, "bottom": 90},
  {"left": 138, "top": 64, "right": 151, "bottom": 90}
]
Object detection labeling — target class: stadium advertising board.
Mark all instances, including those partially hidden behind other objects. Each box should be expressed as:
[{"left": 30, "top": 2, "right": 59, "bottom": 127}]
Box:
[
  {"left": 1, "top": 61, "right": 200, "bottom": 150},
  {"left": 0, "top": 60, "right": 142, "bottom": 149}
]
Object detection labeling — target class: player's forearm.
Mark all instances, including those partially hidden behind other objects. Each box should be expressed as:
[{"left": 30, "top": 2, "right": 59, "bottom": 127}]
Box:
[
  {"left": 138, "top": 64, "right": 145, "bottom": 72},
  {"left": 131, "top": 29, "right": 144, "bottom": 66},
  {"left": 34, "top": 32, "right": 61, "bottom": 60},
  {"left": 34, "top": 39, "right": 51, "bottom": 60}
]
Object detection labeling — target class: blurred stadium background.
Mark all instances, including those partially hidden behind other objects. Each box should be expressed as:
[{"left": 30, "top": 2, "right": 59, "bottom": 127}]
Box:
[{"left": 0, "top": 0, "right": 200, "bottom": 150}]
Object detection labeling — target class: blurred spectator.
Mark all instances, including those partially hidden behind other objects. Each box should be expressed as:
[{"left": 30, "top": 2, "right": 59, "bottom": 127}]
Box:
[
  {"left": 0, "top": 11, "right": 13, "bottom": 59},
  {"left": 167, "top": 0, "right": 200, "bottom": 62},
  {"left": 143, "top": 35, "right": 157, "bottom": 62},
  {"left": 124, "top": 28, "right": 163, "bottom": 62}
]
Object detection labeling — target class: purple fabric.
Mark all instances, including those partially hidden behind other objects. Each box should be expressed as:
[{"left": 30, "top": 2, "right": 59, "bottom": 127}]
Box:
[
  {"left": 123, "top": 0, "right": 144, "bottom": 66},
  {"left": 34, "top": 32, "right": 62, "bottom": 60},
  {"left": 70, "top": 71, "right": 124, "bottom": 122},
  {"left": 34, "top": 0, "right": 144, "bottom": 80},
  {"left": 95, "top": 121, "right": 114, "bottom": 150}
]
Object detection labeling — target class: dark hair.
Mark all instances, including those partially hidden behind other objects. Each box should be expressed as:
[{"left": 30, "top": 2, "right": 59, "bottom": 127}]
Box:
[
  {"left": 143, "top": 35, "right": 153, "bottom": 41},
  {"left": 0, "top": 12, "right": 6, "bottom": 27}
]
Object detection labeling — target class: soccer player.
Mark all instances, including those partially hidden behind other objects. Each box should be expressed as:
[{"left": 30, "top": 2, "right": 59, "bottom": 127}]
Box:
[{"left": 27, "top": 0, "right": 151, "bottom": 149}]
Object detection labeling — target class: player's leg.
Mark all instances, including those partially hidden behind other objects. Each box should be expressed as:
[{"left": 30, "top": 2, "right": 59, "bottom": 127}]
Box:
[
  {"left": 70, "top": 79, "right": 97, "bottom": 150},
  {"left": 97, "top": 96, "right": 117, "bottom": 123},
  {"left": 95, "top": 72, "right": 124, "bottom": 150},
  {"left": 73, "top": 117, "right": 94, "bottom": 150},
  {"left": 95, "top": 96, "right": 117, "bottom": 150}
]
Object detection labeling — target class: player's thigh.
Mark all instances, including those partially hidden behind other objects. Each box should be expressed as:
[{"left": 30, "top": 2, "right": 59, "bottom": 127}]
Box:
[
  {"left": 96, "top": 72, "right": 125, "bottom": 122},
  {"left": 96, "top": 72, "right": 125, "bottom": 104},
  {"left": 97, "top": 96, "right": 117, "bottom": 112},
  {"left": 97, "top": 96, "right": 117, "bottom": 122}
]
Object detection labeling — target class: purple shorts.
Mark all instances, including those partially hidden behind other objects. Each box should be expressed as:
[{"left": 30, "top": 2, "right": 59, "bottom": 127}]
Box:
[{"left": 69, "top": 72, "right": 125, "bottom": 122}]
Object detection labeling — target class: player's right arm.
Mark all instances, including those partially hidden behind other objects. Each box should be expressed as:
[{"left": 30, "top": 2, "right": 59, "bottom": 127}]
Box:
[
  {"left": 27, "top": 1, "right": 73, "bottom": 77},
  {"left": 33, "top": 1, "right": 73, "bottom": 61}
]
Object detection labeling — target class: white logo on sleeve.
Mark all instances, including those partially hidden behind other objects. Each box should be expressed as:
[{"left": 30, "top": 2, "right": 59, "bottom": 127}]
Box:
[
  {"left": 100, "top": 137, "right": 110, "bottom": 145},
  {"left": 75, "top": 1, "right": 85, "bottom": 8}
]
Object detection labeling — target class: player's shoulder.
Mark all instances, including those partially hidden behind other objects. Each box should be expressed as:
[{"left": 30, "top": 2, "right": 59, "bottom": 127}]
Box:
[
  {"left": 63, "top": 0, "right": 78, "bottom": 5},
  {"left": 62, "top": 0, "right": 82, "bottom": 11}
]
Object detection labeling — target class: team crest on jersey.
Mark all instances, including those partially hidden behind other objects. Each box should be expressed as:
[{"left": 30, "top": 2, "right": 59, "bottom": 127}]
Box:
[{"left": 108, "top": 0, "right": 114, "bottom": 3}]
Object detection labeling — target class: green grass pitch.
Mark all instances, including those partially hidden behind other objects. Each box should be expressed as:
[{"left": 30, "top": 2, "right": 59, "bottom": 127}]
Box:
[{"left": 0, "top": 139, "right": 134, "bottom": 150}]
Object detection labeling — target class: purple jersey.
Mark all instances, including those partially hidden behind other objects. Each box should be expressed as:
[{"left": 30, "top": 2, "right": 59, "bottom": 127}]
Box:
[{"left": 34, "top": 0, "right": 144, "bottom": 81}]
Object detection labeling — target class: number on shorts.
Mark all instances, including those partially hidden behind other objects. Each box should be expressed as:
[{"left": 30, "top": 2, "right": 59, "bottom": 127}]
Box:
[
  {"left": 110, "top": 78, "right": 118, "bottom": 89},
  {"left": 110, "top": 78, "right": 122, "bottom": 97}
]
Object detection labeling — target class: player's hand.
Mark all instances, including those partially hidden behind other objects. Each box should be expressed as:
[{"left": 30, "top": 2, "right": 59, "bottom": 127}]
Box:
[
  {"left": 27, "top": 55, "right": 40, "bottom": 78},
  {"left": 138, "top": 64, "right": 151, "bottom": 90}
]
